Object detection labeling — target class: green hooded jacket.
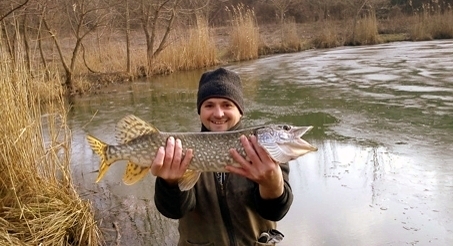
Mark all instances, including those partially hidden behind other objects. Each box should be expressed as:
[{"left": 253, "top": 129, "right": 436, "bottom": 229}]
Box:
[{"left": 154, "top": 122, "right": 293, "bottom": 245}]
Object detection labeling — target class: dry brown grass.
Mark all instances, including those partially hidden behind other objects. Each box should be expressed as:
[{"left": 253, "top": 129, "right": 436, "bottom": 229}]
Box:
[
  {"left": 280, "top": 18, "right": 303, "bottom": 51},
  {"left": 157, "top": 16, "right": 219, "bottom": 72},
  {"left": 81, "top": 38, "right": 128, "bottom": 73},
  {"left": 346, "top": 11, "right": 382, "bottom": 46},
  {"left": 0, "top": 35, "right": 102, "bottom": 245},
  {"left": 226, "top": 4, "right": 260, "bottom": 61},
  {"left": 311, "top": 20, "right": 343, "bottom": 49},
  {"left": 410, "top": 5, "right": 453, "bottom": 41},
  {"left": 378, "top": 15, "right": 415, "bottom": 35}
]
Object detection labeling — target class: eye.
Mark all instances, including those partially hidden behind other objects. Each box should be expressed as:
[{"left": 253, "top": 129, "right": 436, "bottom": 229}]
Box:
[
  {"left": 282, "top": 125, "right": 291, "bottom": 131},
  {"left": 223, "top": 103, "right": 233, "bottom": 108}
]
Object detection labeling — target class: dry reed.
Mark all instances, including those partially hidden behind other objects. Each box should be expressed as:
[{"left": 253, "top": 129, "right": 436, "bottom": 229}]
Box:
[
  {"left": 311, "top": 21, "right": 342, "bottom": 49},
  {"left": 226, "top": 4, "right": 260, "bottom": 61},
  {"left": 346, "top": 10, "right": 382, "bottom": 45},
  {"left": 410, "top": 3, "right": 453, "bottom": 40},
  {"left": 280, "top": 18, "right": 302, "bottom": 51},
  {"left": 0, "top": 31, "right": 102, "bottom": 245},
  {"left": 410, "top": 4, "right": 435, "bottom": 40},
  {"left": 157, "top": 16, "right": 218, "bottom": 72}
]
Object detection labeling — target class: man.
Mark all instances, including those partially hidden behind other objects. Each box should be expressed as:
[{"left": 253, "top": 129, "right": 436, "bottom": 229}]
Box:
[{"left": 151, "top": 67, "right": 293, "bottom": 245}]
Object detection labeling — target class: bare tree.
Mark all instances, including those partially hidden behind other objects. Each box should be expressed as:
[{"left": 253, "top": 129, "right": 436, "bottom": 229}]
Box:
[
  {"left": 137, "top": 0, "right": 183, "bottom": 75},
  {"left": 109, "top": 0, "right": 138, "bottom": 75},
  {"left": 302, "top": 0, "right": 341, "bottom": 21},
  {"left": 40, "top": 0, "right": 112, "bottom": 93},
  {"left": 269, "top": 0, "right": 295, "bottom": 24},
  {"left": 0, "top": 0, "right": 30, "bottom": 22}
]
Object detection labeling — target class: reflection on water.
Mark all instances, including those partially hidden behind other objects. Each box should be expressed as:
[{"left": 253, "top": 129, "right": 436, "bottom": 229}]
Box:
[
  {"left": 282, "top": 140, "right": 453, "bottom": 245},
  {"left": 70, "top": 40, "right": 453, "bottom": 245}
]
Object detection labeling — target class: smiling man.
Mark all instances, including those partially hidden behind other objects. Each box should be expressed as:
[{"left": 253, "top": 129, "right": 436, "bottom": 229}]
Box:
[{"left": 150, "top": 67, "right": 293, "bottom": 245}]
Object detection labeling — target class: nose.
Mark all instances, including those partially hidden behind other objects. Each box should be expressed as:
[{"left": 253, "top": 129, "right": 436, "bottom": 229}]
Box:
[{"left": 213, "top": 105, "right": 224, "bottom": 118}]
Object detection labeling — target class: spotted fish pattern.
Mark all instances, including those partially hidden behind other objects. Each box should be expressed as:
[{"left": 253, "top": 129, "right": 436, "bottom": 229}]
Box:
[{"left": 86, "top": 115, "right": 317, "bottom": 190}]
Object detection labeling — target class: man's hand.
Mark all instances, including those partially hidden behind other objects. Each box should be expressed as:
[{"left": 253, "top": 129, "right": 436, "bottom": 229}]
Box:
[
  {"left": 226, "top": 135, "right": 284, "bottom": 199},
  {"left": 150, "top": 136, "right": 193, "bottom": 187}
]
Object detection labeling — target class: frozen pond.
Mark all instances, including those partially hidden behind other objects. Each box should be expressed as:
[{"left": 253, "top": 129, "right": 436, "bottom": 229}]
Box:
[{"left": 69, "top": 40, "right": 453, "bottom": 245}]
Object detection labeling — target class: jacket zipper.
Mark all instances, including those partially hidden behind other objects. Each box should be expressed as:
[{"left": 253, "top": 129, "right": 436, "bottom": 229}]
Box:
[{"left": 215, "top": 173, "right": 237, "bottom": 246}]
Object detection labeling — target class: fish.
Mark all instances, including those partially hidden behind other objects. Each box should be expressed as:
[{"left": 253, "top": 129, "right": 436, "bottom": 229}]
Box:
[{"left": 86, "top": 114, "right": 318, "bottom": 191}]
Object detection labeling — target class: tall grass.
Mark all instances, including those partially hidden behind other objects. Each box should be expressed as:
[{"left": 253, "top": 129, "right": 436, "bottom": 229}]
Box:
[
  {"left": 0, "top": 32, "right": 102, "bottom": 245},
  {"left": 311, "top": 20, "right": 342, "bottom": 49},
  {"left": 280, "top": 18, "right": 302, "bottom": 51},
  {"left": 410, "top": 3, "right": 453, "bottom": 40},
  {"left": 227, "top": 4, "right": 260, "bottom": 61},
  {"left": 157, "top": 16, "right": 218, "bottom": 72},
  {"left": 346, "top": 10, "right": 381, "bottom": 45}
]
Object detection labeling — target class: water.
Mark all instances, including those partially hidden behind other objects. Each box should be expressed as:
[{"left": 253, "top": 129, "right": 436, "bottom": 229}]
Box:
[{"left": 69, "top": 40, "right": 453, "bottom": 245}]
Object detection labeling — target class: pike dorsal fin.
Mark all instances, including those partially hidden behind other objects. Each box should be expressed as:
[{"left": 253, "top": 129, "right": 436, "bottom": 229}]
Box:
[{"left": 115, "top": 114, "right": 159, "bottom": 144}]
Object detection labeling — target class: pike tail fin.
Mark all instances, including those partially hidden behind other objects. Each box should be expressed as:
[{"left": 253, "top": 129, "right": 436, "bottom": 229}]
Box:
[
  {"left": 86, "top": 134, "right": 112, "bottom": 183},
  {"left": 123, "top": 161, "right": 150, "bottom": 185}
]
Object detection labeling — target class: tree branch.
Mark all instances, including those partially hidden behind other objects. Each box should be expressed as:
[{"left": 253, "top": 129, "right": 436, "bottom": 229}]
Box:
[{"left": 0, "top": 0, "right": 30, "bottom": 22}]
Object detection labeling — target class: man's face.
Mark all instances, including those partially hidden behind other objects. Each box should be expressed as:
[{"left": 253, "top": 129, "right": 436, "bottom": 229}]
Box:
[{"left": 199, "top": 98, "right": 242, "bottom": 132}]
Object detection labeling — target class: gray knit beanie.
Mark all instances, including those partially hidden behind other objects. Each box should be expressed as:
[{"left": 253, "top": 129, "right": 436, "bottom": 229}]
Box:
[{"left": 197, "top": 68, "right": 244, "bottom": 115}]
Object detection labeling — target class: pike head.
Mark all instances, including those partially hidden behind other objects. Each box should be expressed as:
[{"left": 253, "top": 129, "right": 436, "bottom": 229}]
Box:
[{"left": 256, "top": 124, "right": 317, "bottom": 163}]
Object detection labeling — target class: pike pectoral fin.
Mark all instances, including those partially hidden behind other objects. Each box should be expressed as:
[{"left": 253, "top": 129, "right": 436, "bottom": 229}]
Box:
[
  {"left": 122, "top": 161, "right": 150, "bottom": 185},
  {"left": 178, "top": 170, "right": 202, "bottom": 191}
]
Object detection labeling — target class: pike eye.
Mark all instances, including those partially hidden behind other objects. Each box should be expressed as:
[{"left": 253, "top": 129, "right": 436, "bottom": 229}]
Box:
[{"left": 282, "top": 125, "right": 291, "bottom": 131}]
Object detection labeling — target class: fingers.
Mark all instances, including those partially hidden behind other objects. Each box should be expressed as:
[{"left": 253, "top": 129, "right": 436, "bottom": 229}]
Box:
[
  {"left": 240, "top": 135, "right": 263, "bottom": 164},
  {"left": 150, "top": 146, "right": 165, "bottom": 176},
  {"left": 228, "top": 135, "right": 260, "bottom": 168},
  {"left": 171, "top": 138, "right": 183, "bottom": 169},
  {"left": 150, "top": 137, "right": 192, "bottom": 180},
  {"left": 227, "top": 135, "right": 256, "bottom": 178},
  {"left": 228, "top": 135, "right": 279, "bottom": 182},
  {"left": 163, "top": 137, "right": 177, "bottom": 168},
  {"left": 181, "top": 148, "right": 194, "bottom": 171},
  {"left": 225, "top": 160, "right": 248, "bottom": 177},
  {"left": 249, "top": 135, "right": 274, "bottom": 163},
  {"left": 227, "top": 148, "right": 248, "bottom": 174}
]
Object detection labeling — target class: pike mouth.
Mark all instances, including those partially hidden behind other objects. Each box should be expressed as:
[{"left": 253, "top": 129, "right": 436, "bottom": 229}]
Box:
[
  {"left": 292, "top": 126, "right": 318, "bottom": 153},
  {"left": 292, "top": 125, "right": 314, "bottom": 138},
  {"left": 293, "top": 137, "right": 318, "bottom": 152}
]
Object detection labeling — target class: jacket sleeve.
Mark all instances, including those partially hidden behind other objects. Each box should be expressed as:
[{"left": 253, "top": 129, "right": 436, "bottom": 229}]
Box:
[
  {"left": 154, "top": 177, "right": 196, "bottom": 219},
  {"left": 253, "top": 162, "right": 293, "bottom": 221}
]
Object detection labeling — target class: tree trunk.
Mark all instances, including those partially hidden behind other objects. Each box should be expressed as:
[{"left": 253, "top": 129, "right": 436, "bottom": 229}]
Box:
[
  {"left": 43, "top": 18, "right": 72, "bottom": 92},
  {"left": 126, "top": 0, "right": 131, "bottom": 74}
]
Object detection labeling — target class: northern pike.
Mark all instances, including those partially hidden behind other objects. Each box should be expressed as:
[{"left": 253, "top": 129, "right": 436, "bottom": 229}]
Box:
[{"left": 87, "top": 114, "right": 317, "bottom": 191}]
